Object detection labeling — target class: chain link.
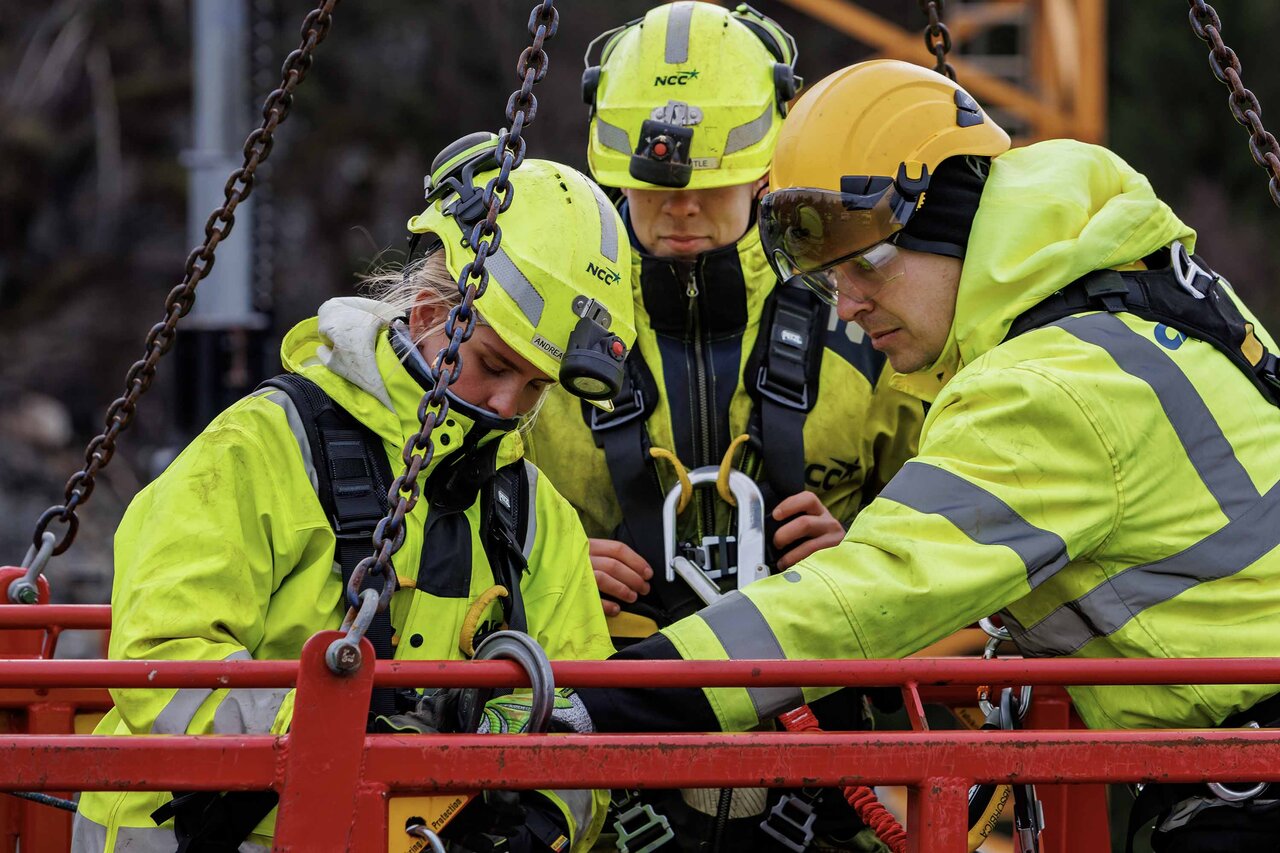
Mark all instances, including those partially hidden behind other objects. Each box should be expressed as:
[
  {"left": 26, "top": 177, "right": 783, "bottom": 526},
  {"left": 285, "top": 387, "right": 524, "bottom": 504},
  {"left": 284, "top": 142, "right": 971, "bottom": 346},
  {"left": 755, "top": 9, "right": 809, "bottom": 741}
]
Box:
[
  {"left": 919, "top": 0, "right": 956, "bottom": 81},
  {"left": 26, "top": 1, "right": 340, "bottom": 560},
  {"left": 1188, "top": 1, "right": 1280, "bottom": 208},
  {"left": 329, "top": 1, "right": 560, "bottom": 666}
]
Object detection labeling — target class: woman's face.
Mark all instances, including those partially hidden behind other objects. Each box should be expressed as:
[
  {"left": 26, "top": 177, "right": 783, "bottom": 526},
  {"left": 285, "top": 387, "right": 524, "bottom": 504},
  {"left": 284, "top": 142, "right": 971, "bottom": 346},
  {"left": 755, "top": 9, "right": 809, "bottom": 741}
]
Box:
[{"left": 409, "top": 303, "right": 554, "bottom": 419}]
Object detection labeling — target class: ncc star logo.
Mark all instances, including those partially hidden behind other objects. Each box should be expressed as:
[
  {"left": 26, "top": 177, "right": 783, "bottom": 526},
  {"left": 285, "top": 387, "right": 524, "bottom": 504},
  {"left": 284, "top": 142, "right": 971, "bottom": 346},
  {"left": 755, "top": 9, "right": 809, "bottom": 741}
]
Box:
[{"left": 654, "top": 69, "right": 700, "bottom": 86}]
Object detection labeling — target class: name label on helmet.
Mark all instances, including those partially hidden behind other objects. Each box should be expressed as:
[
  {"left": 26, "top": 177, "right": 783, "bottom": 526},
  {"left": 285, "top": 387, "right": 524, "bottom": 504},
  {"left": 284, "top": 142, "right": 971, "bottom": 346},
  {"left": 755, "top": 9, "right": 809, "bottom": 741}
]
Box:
[
  {"left": 691, "top": 157, "right": 720, "bottom": 170},
  {"left": 586, "top": 262, "right": 622, "bottom": 286},
  {"left": 532, "top": 335, "right": 564, "bottom": 361},
  {"left": 654, "top": 70, "right": 699, "bottom": 86}
]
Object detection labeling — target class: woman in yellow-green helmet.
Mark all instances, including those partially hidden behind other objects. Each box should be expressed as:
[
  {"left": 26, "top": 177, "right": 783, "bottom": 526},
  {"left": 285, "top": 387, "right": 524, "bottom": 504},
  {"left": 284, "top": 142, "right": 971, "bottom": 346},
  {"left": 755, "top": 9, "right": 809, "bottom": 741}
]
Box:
[{"left": 71, "top": 134, "right": 635, "bottom": 853}]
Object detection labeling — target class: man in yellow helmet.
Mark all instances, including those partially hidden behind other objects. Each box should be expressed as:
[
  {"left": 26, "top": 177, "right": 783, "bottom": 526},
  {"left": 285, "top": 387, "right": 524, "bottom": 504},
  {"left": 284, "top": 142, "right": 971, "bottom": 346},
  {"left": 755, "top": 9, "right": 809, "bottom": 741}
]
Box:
[
  {"left": 547, "top": 60, "right": 1280, "bottom": 851},
  {"left": 525, "top": 5, "right": 923, "bottom": 850}
]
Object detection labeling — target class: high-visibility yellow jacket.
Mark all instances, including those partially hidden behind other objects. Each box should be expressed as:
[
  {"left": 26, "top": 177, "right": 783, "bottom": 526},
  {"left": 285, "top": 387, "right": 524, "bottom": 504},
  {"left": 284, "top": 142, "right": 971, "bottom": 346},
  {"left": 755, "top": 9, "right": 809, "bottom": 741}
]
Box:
[
  {"left": 526, "top": 212, "right": 923, "bottom": 624},
  {"left": 73, "top": 298, "right": 612, "bottom": 853},
  {"left": 648, "top": 140, "right": 1280, "bottom": 732}
]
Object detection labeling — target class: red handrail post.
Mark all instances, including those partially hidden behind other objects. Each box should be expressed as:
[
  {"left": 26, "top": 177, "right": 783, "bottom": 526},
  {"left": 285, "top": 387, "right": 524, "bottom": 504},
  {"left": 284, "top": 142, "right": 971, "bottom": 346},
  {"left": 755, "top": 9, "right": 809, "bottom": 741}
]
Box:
[
  {"left": 274, "top": 631, "right": 375, "bottom": 851},
  {"left": 1025, "top": 687, "right": 1111, "bottom": 852},
  {"left": 907, "top": 776, "right": 970, "bottom": 852}
]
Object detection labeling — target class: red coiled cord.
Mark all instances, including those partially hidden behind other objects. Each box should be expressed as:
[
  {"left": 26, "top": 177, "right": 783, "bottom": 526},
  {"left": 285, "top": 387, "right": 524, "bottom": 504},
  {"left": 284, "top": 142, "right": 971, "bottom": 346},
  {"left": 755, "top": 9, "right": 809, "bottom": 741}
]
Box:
[{"left": 778, "top": 705, "right": 908, "bottom": 853}]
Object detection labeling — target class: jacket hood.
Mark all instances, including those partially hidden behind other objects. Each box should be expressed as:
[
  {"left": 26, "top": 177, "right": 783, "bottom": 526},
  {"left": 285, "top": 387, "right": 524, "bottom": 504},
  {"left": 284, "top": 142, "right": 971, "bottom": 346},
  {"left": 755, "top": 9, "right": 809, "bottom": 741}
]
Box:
[
  {"left": 622, "top": 199, "right": 776, "bottom": 339},
  {"left": 891, "top": 140, "right": 1196, "bottom": 401},
  {"left": 281, "top": 297, "right": 523, "bottom": 475}
]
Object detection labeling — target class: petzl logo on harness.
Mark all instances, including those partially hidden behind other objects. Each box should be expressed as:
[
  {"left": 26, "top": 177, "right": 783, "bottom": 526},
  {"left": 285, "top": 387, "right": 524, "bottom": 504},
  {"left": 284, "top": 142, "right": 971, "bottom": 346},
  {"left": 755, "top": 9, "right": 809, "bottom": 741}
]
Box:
[
  {"left": 587, "top": 262, "right": 622, "bottom": 286},
  {"left": 654, "top": 70, "right": 699, "bottom": 86}
]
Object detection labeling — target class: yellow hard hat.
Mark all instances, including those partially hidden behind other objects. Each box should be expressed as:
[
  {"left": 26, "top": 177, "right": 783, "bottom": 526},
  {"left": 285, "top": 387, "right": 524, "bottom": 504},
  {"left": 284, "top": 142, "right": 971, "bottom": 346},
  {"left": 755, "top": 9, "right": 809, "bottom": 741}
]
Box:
[
  {"left": 407, "top": 133, "right": 636, "bottom": 408},
  {"left": 582, "top": 2, "right": 800, "bottom": 190},
  {"left": 759, "top": 60, "right": 1010, "bottom": 298}
]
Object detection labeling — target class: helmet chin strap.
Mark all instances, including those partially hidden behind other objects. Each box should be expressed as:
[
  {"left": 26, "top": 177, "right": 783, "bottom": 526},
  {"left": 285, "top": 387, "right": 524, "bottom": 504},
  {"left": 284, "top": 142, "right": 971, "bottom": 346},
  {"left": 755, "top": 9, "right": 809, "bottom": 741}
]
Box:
[{"left": 388, "top": 322, "right": 519, "bottom": 435}]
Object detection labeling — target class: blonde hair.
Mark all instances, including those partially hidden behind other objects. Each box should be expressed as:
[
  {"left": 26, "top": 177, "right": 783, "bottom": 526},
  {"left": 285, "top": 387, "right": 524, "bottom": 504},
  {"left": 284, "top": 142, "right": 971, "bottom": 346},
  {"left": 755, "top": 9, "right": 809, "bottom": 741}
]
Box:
[{"left": 361, "top": 250, "right": 549, "bottom": 431}]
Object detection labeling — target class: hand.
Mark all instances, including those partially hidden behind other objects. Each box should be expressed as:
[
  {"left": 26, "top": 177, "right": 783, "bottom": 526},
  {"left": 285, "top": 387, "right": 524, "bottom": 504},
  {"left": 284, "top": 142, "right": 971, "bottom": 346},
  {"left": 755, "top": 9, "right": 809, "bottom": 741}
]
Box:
[
  {"left": 772, "top": 491, "right": 845, "bottom": 570},
  {"left": 477, "top": 687, "right": 595, "bottom": 734},
  {"left": 589, "top": 538, "right": 652, "bottom": 616}
]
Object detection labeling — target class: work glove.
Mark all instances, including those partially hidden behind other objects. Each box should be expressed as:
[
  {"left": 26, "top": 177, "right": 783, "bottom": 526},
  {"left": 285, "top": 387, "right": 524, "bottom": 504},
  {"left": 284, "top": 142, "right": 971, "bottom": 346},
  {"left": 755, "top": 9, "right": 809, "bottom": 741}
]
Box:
[
  {"left": 477, "top": 687, "right": 595, "bottom": 735},
  {"left": 370, "top": 688, "right": 462, "bottom": 734}
]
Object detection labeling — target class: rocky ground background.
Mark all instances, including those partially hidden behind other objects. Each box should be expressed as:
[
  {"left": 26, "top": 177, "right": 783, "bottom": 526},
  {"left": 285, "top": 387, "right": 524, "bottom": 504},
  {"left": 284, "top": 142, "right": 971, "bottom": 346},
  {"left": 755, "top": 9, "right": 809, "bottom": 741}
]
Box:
[{"left": 3, "top": 2, "right": 1279, "bottom": 653}]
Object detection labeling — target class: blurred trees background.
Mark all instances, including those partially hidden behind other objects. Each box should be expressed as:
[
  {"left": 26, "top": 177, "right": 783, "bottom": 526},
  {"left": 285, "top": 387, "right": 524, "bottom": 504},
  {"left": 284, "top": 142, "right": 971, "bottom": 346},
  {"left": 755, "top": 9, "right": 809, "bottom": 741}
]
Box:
[{"left": 2, "top": 0, "right": 1278, "bottom": 606}]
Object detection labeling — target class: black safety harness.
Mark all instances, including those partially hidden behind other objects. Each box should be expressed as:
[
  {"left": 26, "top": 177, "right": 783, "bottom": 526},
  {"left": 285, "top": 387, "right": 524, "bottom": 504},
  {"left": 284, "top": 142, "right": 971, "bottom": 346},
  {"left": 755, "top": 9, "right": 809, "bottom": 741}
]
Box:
[
  {"left": 584, "top": 280, "right": 825, "bottom": 626},
  {"left": 1005, "top": 245, "right": 1280, "bottom": 407},
  {"left": 153, "top": 371, "right": 533, "bottom": 852}
]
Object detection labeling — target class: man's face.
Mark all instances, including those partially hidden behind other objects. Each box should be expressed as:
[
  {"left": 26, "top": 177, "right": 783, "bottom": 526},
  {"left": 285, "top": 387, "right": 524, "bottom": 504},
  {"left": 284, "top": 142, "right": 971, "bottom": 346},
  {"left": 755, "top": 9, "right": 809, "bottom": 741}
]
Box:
[
  {"left": 834, "top": 248, "right": 962, "bottom": 374},
  {"left": 622, "top": 179, "right": 766, "bottom": 259}
]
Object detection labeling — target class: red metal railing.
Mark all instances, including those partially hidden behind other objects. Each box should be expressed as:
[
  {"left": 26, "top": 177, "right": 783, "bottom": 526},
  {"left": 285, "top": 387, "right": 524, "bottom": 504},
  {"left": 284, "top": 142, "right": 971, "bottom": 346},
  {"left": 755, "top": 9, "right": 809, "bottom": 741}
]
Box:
[{"left": 2, "top": 608, "right": 1280, "bottom": 851}]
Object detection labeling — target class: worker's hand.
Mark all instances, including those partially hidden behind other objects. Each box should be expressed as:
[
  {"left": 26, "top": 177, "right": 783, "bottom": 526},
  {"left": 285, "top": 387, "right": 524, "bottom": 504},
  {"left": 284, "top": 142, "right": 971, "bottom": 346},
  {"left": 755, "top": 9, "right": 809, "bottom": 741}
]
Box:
[
  {"left": 477, "top": 687, "right": 595, "bottom": 735},
  {"left": 589, "top": 538, "right": 652, "bottom": 616},
  {"left": 772, "top": 491, "right": 845, "bottom": 570}
]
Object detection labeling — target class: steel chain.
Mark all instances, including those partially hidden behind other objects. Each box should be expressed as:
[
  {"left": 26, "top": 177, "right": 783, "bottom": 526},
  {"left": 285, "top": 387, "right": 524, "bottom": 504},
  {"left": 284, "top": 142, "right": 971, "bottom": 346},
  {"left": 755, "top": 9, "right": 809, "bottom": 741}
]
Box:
[
  {"left": 328, "top": 1, "right": 560, "bottom": 670},
  {"left": 920, "top": 0, "right": 956, "bottom": 81},
  {"left": 26, "top": 1, "right": 340, "bottom": 562},
  {"left": 1188, "top": 1, "right": 1280, "bottom": 208}
]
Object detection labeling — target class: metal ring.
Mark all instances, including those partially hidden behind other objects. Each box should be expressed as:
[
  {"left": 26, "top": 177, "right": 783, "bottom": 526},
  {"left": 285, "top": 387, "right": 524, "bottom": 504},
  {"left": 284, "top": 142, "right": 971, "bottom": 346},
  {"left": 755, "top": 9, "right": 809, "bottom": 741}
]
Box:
[
  {"left": 978, "top": 616, "right": 1011, "bottom": 642},
  {"left": 470, "top": 630, "right": 556, "bottom": 733},
  {"left": 406, "top": 825, "right": 447, "bottom": 853}
]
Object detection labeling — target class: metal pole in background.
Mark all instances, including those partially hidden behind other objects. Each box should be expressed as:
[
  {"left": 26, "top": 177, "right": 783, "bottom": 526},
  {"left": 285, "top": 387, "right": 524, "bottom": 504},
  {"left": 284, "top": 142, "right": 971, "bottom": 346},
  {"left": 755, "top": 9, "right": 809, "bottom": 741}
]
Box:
[{"left": 177, "top": 0, "right": 269, "bottom": 438}]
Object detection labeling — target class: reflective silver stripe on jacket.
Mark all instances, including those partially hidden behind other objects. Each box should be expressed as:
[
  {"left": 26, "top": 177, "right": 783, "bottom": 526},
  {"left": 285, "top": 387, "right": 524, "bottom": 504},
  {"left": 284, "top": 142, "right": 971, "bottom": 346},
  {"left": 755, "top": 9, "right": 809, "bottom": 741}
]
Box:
[
  {"left": 256, "top": 387, "right": 318, "bottom": 494},
  {"left": 1009, "top": 479, "right": 1280, "bottom": 656},
  {"left": 879, "top": 461, "right": 1070, "bottom": 588},
  {"left": 1057, "top": 312, "right": 1260, "bottom": 520},
  {"left": 664, "top": 2, "right": 693, "bottom": 63},
  {"left": 697, "top": 591, "right": 803, "bottom": 718},
  {"left": 1006, "top": 311, "right": 1270, "bottom": 655},
  {"left": 152, "top": 650, "right": 288, "bottom": 735},
  {"left": 72, "top": 817, "right": 268, "bottom": 852},
  {"left": 595, "top": 117, "right": 630, "bottom": 154},
  {"left": 521, "top": 461, "right": 539, "bottom": 560},
  {"left": 723, "top": 105, "right": 773, "bottom": 155},
  {"left": 152, "top": 649, "right": 251, "bottom": 734},
  {"left": 486, "top": 248, "right": 544, "bottom": 326},
  {"left": 546, "top": 789, "right": 594, "bottom": 838}
]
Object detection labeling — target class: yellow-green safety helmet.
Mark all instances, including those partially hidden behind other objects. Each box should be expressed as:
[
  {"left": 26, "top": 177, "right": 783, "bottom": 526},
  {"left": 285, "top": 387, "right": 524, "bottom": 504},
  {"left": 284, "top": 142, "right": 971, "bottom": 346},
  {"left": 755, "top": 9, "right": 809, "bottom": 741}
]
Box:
[
  {"left": 582, "top": 2, "right": 800, "bottom": 190},
  {"left": 407, "top": 133, "right": 636, "bottom": 409}
]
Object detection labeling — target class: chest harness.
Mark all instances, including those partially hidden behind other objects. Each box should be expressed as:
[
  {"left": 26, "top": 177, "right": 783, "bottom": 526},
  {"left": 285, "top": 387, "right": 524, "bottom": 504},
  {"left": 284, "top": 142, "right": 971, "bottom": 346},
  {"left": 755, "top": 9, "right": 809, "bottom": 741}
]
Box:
[
  {"left": 583, "top": 274, "right": 826, "bottom": 625},
  {"left": 152, "top": 367, "right": 534, "bottom": 852}
]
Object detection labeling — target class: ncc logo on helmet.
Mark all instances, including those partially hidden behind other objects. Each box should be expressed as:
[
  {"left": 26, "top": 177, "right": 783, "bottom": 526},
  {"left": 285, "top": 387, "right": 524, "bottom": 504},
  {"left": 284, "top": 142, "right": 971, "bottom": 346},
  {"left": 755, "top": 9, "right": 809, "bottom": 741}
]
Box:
[
  {"left": 654, "top": 70, "right": 699, "bottom": 86},
  {"left": 587, "top": 262, "right": 622, "bottom": 286}
]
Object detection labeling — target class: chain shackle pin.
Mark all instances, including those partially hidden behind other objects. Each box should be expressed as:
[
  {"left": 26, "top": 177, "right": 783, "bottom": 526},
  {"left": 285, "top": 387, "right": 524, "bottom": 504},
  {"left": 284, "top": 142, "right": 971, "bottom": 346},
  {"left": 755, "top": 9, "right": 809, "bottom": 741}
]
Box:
[
  {"left": 9, "top": 532, "right": 55, "bottom": 605},
  {"left": 327, "top": 588, "right": 380, "bottom": 674}
]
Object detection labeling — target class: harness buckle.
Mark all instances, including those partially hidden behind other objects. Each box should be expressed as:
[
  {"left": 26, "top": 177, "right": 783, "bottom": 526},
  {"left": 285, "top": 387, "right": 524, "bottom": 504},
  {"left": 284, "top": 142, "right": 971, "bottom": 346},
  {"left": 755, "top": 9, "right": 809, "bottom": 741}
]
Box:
[
  {"left": 759, "top": 792, "right": 818, "bottom": 853},
  {"left": 755, "top": 363, "right": 809, "bottom": 411},
  {"left": 611, "top": 793, "right": 675, "bottom": 853},
  {"left": 590, "top": 385, "right": 648, "bottom": 432}
]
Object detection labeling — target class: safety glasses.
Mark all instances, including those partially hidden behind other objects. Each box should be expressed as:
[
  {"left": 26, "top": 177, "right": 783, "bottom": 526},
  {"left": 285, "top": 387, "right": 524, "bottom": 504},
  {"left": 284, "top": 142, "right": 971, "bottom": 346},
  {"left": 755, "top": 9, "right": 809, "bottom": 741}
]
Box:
[
  {"left": 759, "top": 163, "right": 929, "bottom": 304},
  {"left": 770, "top": 240, "right": 906, "bottom": 305}
]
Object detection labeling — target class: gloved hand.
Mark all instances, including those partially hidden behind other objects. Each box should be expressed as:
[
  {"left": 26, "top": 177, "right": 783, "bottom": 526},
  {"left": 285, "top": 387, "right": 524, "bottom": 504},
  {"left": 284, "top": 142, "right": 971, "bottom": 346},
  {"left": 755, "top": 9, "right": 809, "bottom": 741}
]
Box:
[
  {"left": 477, "top": 687, "right": 595, "bottom": 735},
  {"left": 371, "top": 688, "right": 462, "bottom": 734}
]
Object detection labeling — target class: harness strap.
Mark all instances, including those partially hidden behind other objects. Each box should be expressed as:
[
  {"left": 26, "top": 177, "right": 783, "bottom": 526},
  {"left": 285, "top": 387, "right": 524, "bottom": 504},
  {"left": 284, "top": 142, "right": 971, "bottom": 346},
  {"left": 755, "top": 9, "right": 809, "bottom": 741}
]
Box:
[
  {"left": 482, "top": 462, "right": 531, "bottom": 634},
  {"left": 584, "top": 354, "right": 699, "bottom": 621},
  {"left": 262, "top": 374, "right": 398, "bottom": 716},
  {"left": 1006, "top": 253, "right": 1280, "bottom": 409}
]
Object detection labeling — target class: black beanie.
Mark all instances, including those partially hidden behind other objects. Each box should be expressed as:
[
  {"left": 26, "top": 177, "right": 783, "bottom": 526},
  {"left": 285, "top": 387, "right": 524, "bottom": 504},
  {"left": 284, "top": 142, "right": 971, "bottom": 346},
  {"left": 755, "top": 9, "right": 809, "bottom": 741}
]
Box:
[{"left": 894, "top": 154, "right": 990, "bottom": 259}]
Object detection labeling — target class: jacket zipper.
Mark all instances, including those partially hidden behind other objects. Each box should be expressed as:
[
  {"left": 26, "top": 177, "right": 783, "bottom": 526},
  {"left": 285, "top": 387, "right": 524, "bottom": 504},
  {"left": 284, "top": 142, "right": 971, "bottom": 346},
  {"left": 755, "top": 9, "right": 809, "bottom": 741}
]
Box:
[{"left": 683, "top": 259, "right": 717, "bottom": 541}]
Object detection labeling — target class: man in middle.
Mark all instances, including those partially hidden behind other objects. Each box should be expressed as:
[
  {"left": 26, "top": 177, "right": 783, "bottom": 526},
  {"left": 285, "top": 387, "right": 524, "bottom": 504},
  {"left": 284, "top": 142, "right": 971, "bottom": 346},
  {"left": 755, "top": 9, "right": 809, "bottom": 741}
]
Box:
[{"left": 527, "top": 4, "right": 924, "bottom": 850}]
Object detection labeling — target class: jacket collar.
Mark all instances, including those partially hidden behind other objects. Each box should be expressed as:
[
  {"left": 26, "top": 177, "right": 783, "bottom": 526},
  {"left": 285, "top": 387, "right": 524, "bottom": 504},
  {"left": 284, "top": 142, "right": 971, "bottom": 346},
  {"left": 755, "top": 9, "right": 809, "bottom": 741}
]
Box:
[{"left": 623, "top": 200, "right": 774, "bottom": 339}]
